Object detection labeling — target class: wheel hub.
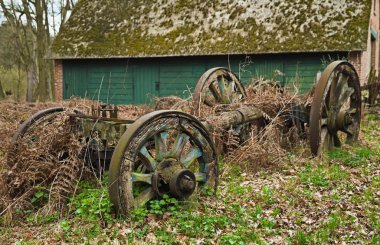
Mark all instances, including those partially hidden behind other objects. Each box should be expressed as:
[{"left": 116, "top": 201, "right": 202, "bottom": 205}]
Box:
[
  {"left": 169, "top": 169, "right": 196, "bottom": 198},
  {"left": 336, "top": 111, "right": 353, "bottom": 131},
  {"left": 152, "top": 158, "right": 196, "bottom": 198},
  {"left": 156, "top": 158, "right": 182, "bottom": 181}
]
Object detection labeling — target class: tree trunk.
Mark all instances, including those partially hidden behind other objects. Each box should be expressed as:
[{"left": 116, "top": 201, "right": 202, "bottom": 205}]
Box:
[
  {"left": 1, "top": 0, "right": 77, "bottom": 102},
  {"left": 36, "top": 0, "right": 48, "bottom": 101},
  {"left": 0, "top": 80, "right": 5, "bottom": 99},
  {"left": 26, "top": 64, "right": 37, "bottom": 102}
]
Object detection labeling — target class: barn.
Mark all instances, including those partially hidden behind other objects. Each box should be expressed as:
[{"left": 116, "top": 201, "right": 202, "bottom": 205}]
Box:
[{"left": 51, "top": 0, "right": 375, "bottom": 105}]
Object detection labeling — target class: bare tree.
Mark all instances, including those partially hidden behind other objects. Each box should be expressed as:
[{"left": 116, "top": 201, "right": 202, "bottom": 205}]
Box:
[{"left": 0, "top": 0, "right": 76, "bottom": 102}]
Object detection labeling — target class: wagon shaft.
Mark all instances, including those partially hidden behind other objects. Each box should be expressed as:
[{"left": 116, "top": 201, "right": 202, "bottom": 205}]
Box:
[{"left": 201, "top": 106, "right": 264, "bottom": 131}]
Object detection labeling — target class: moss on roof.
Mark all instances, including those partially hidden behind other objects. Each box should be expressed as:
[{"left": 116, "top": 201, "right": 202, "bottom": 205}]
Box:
[{"left": 51, "top": 0, "right": 371, "bottom": 58}]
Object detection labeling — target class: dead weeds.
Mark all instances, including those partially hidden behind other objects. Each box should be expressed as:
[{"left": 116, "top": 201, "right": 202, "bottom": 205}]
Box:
[{"left": 0, "top": 99, "right": 151, "bottom": 222}]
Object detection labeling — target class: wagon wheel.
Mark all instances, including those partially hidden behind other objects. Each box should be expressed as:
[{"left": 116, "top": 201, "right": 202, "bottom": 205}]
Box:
[
  {"left": 108, "top": 110, "right": 218, "bottom": 215},
  {"left": 7, "top": 107, "right": 81, "bottom": 166},
  {"left": 309, "top": 61, "right": 361, "bottom": 156},
  {"left": 11, "top": 107, "right": 66, "bottom": 144},
  {"left": 192, "top": 68, "right": 247, "bottom": 117}
]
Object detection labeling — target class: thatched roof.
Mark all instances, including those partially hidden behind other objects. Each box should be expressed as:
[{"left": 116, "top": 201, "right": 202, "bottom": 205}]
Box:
[{"left": 51, "top": 0, "right": 371, "bottom": 59}]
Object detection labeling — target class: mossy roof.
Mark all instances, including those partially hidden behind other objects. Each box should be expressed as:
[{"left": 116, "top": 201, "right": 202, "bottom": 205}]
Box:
[{"left": 51, "top": 0, "right": 371, "bottom": 59}]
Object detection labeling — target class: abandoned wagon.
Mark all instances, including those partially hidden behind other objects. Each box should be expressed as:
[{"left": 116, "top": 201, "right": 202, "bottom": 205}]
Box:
[{"left": 9, "top": 59, "right": 362, "bottom": 215}]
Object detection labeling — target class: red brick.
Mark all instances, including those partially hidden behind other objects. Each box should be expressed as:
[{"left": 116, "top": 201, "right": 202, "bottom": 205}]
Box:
[{"left": 54, "top": 59, "right": 63, "bottom": 101}]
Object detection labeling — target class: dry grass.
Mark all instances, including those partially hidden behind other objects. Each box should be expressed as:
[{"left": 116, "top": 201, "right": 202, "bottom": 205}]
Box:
[
  {"left": 224, "top": 81, "right": 308, "bottom": 169},
  {"left": 157, "top": 79, "right": 309, "bottom": 171},
  {"left": 0, "top": 99, "right": 151, "bottom": 222},
  {"left": 154, "top": 96, "right": 192, "bottom": 113}
]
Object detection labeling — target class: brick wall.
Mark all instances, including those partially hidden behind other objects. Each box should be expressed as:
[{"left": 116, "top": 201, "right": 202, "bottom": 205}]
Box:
[
  {"left": 349, "top": 0, "right": 380, "bottom": 86},
  {"left": 54, "top": 59, "right": 63, "bottom": 101},
  {"left": 349, "top": 51, "right": 366, "bottom": 85}
]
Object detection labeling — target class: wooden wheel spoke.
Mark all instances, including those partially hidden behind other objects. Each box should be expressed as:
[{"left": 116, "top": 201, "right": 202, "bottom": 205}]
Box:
[
  {"left": 344, "top": 123, "right": 356, "bottom": 136},
  {"left": 209, "top": 82, "right": 223, "bottom": 103},
  {"left": 322, "top": 100, "right": 330, "bottom": 117},
  {"left": 217, "top": 76, "right": 226, "bottom": 95},
  {"left": 217, "top": 76, "right": 230, "bottom": 103},
  {"left": 336, "top": 87, "right": 354, "bottom": 110},
  {"left": 347, "top": 108, "right": 357, "bottom": 115},
  {"left": 325, "top": 133, "right": 334, "bottom": 150},
  {"left": 320, "top": 127, "right": 334, "bottom": 151},
  {"left": 134, "top": 187, "right": 155, "bottom": 207},
  {"left": 329, "top": 73, "right": 339, "bottom": 104},
  {"left": 180, "top": 147, "right": 202, "bottom": 168},
  {"left": 345, "top": 122, "right": 358, "bottom": 144},
  {"left": 230, "top": 81, "right": 237, "bottom": 93},
  {"left": 335, "top": 72, "right": 349, "bottom": 92},
  {"left": 204, "top": 95, "right": 216, "bottom": 107},
  {"left": 139, "top": 146, "right": 158, "bottom": 170},
  {"left": 321, "top": 118, "right": 328, "bottom": 127},
  {"left": 332, "top": 133, "right": 341, "bottom": 147},
  {"left": 333, "top": 73, "right": 349, "bottom": 102},
  {"left": 195, "top": 172, "right": 207, "bottom": 182},
  {"left": 320, "top": 127, "right": 328, "bottom": 149},
  {"left": 223, "top": 77, "right": 234, "bottom": 100},
  {"left": 131, "top": 172, "right": 153, "bottom": 184},
  {"left": 229, "top": 81, "right": 242, "bottom": 102},
  {"left": 170, "top": 132, "right": 190, "bottom": 159},
  {"left": 155, "top": 132, "right": 168, "bottom": 161}
]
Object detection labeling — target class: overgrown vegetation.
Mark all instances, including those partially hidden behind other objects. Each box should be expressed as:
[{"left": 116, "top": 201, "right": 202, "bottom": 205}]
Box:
[{"left": 0, "top": 113, "right": 379, "bottom": 243}]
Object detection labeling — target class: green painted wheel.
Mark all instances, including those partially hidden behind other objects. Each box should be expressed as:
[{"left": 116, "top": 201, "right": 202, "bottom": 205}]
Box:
[{"left": 108, "top": 110, "right": 218, "bottom": 216}]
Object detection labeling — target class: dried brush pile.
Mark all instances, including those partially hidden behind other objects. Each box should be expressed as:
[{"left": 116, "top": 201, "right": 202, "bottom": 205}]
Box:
[
  {"left": 225, "top": 80, "right": 309, "bottom": 169},
  {"left": 155, "top": 78, "right": 310, "bottom": 170},
  {"left": 0, "top": 112, "right": 82, "bottom": 219},
  {"left": 154, "top": 96, "right": 192, "bottom": 113},
  {"left": 0, "top": 99, "right": 151, "bottom": 222}
]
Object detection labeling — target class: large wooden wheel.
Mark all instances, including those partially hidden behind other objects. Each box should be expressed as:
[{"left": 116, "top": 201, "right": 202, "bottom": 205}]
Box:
[
  {"left": 192, "top": 68, "right": 247, "bottom": 117},
  {"left": 11, "top": 107, "right": 66, "bottom": 144},
  {"left": 7, "top": 107, "right": 74, "bottom": 167},
  {"left": 108, "top": 110, "right": 218, "bottom": 215},
  {"left": 309, "top": 61, "right": 361, "bottom": 156}
]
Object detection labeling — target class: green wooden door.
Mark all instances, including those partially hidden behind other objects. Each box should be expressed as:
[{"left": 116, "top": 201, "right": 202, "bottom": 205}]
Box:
[
  {"left": 86, "top": 66, "right": 134, "bottom": 104},
  {"left": 283, "top": 58, "right": 324, "bottom": 93},
  {"left": 133, "top": 63, "right": 159, "bottom": 104},
  {"left": 63, "top": 63, "right": 86, "bottom": 99},
  {"left": 63, "top": 61, "right": 135, "bottom": 104},
  {"left": 159, "top": 59, "right": 205, "bottom": 99},
  {"left": 62, "top": 52, "right": 346, "bottom": 104}
]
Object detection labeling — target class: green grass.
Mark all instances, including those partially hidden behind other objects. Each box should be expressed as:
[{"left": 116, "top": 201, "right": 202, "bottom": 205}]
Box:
[{"left": 0, "top": 66, "right": 27, "bottom": 101}]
